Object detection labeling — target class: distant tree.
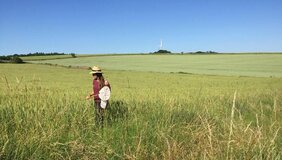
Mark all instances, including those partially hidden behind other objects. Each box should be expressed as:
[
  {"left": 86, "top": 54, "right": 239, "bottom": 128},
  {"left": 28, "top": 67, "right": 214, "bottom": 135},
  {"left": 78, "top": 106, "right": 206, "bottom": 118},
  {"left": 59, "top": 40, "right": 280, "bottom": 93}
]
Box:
[
  {"left": 70, "top": 53, "right": 76, "bottom": 58},
  {"left": 207, "top": 51, "right": 218, "bottom": 54},
  {"left": 153, "top": 50, "right": 171, "bottom": 54},
  {"left": 194, "top": 51, "right": 218, "bottom": 54},
  {"left": 11, "top": 56, "right": 23, "bottom": 63},
  {"left": 0, "top": 56, "right": 23, "bottom": 63},
  {"left": 195, "top": 51, "right": 204, "bottom": 54},
  {"left": 0, "top": 56, "right": 11, "bottom": 61}
]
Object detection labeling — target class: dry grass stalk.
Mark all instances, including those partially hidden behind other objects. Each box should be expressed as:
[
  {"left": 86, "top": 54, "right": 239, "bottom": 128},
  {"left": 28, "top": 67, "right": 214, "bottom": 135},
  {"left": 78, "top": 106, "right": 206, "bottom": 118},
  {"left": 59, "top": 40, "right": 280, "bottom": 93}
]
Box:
[{"left": 227, "top": 90, "right": 237, "bottom": 159}]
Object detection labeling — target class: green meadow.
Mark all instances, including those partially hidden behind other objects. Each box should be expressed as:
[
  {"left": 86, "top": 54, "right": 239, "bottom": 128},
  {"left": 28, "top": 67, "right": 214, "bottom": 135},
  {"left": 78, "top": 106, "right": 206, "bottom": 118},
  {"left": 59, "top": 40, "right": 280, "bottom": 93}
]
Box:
[
  {"left": 19, "top": 54, "right": 98, "bottom": 61},
  {"left": 29, "top": 54, "right": 282, "bottom": 77},
  {"left": 1, "top": 54, "right": 282, "bottom": 159},
  {"left": 20, "top": 55, "right": 73, "bottom": 61}
]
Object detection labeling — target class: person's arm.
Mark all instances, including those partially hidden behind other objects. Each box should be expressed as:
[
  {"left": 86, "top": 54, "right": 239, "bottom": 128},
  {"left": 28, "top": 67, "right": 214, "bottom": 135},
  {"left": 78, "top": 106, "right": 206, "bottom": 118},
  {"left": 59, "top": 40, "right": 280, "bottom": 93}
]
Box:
[{"left": 86, "top": 91, "right": 95, "bottom": 100}]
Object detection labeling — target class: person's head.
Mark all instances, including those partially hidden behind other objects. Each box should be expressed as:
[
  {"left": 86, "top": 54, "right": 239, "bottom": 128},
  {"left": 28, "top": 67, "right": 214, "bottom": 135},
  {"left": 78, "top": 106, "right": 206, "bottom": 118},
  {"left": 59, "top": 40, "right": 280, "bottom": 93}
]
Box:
[
  {"left": 89, "top": 66, "right": 102, "bottom": 78},
  {"left": 92, "top": 73, "right": 103, "bottom": 80},
  {"left": 90, "top": 66, "right": 105, "bottom": 88}
]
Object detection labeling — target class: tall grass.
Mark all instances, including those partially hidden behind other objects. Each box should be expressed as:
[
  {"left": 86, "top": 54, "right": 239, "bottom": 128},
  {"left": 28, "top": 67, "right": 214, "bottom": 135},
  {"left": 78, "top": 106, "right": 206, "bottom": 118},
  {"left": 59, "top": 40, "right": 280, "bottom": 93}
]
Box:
[{"left": 0, "top": 64, "right": 281, "bottom": 159}]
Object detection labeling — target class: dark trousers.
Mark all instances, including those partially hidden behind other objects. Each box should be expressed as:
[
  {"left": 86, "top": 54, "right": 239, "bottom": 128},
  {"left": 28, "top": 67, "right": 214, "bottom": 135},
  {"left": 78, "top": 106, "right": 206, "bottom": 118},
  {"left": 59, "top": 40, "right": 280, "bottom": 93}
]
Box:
[{"left": 94, "top": 101, "right": 104, "bottom": 127}]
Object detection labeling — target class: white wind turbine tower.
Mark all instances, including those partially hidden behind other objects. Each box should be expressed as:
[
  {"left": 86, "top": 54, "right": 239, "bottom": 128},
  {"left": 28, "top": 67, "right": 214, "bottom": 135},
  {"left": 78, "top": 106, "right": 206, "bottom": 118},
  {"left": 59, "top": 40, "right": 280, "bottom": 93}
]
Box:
[{"left": 159, "top": 39, "right": 163, "bottom": 50}]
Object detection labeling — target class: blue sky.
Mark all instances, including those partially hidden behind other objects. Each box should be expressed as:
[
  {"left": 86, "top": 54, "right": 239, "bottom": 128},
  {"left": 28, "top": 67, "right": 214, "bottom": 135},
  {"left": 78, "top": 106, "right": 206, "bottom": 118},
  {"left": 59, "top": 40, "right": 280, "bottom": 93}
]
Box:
[{"left": 0, "top": 0, "right": 282, "bottom": 55}]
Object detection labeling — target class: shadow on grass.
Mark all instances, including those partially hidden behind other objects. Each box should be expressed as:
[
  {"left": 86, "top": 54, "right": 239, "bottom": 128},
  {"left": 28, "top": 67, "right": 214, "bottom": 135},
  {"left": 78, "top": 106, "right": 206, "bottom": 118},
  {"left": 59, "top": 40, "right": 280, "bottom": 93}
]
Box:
[
  {"left": 105, "top": 100, "right": 129, "bottom": 124},
  {"left": 170, "top": 109, "right": 198, "bottom": 124}
]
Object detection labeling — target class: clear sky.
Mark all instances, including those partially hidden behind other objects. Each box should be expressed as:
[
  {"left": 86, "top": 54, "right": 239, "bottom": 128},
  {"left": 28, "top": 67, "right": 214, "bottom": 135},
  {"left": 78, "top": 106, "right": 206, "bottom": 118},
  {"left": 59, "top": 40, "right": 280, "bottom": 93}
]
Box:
[{"left": 0, "top": 0, "right": 282, "bottom": 55}]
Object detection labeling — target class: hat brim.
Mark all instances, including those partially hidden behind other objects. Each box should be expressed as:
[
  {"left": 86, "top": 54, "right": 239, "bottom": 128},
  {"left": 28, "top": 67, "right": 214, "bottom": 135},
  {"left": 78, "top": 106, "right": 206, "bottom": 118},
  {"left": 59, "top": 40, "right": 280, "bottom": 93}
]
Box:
[{"left": 89, "top": 71, "right": 103, "bottom": 74}]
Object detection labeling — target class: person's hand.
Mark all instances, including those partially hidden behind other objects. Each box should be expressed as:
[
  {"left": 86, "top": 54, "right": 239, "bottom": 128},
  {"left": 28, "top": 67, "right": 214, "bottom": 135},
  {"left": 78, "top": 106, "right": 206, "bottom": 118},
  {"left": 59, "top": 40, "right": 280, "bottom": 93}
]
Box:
[{"left": 86, "top": 95, "right": 91, "bottom": 100}]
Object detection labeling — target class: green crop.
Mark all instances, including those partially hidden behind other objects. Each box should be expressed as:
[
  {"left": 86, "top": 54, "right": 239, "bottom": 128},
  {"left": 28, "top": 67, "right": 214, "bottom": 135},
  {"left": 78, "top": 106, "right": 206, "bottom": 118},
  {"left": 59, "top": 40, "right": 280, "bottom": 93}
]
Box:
[{"left": 29, "top": 54, "right": 282, "bottom": 77}]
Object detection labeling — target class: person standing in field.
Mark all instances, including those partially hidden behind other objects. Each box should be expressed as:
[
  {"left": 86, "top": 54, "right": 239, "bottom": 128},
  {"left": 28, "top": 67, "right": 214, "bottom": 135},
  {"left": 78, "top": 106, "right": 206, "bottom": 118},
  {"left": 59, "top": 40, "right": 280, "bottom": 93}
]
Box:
[{"left": 86, "top": 66, "right": 111, "bottom": 126}]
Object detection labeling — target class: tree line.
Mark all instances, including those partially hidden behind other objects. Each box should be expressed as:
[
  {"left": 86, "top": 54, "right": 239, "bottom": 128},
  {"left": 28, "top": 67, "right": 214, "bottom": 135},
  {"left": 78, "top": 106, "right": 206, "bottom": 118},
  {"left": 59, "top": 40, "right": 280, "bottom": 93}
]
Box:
[
  {"left": 12, "top": 52, "right": 74, "bottom": 57},
  {"left": 0, "top": 55, "right": 23, "bottom": 63},
  {"left": 150, "top": 50, "right": 218, "bottom": 54},
  {"left": 0, "top": 52, "right": 77, "bottom": 63}
]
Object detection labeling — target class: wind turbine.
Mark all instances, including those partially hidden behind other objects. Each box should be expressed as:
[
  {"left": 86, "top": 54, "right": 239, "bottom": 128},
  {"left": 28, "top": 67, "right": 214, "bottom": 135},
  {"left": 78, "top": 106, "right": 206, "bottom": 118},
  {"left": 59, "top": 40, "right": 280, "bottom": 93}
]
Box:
[{"left": 159, "top": 39, "right": 163, "bottom": 50}]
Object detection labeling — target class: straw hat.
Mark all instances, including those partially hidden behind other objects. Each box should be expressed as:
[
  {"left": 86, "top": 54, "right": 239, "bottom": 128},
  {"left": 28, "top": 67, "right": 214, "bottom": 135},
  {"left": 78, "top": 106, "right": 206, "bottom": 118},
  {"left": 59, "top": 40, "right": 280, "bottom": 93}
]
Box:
[{"left": 89, "top": 66, "right": 103, "bottom": 74}]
